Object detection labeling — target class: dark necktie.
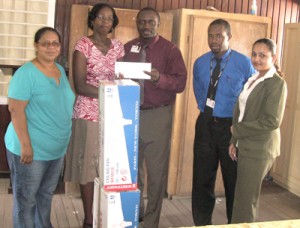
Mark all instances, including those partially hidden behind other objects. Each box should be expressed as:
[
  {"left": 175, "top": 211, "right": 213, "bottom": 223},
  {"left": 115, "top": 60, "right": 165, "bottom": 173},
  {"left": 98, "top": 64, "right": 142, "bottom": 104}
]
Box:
[
  {"left": 139, "top": 45, "right": 147, "bottom": 105},
  {"left": 207, "top": 58, "right": 221, "bottom": 101},
  {"left": 211, "top": 58, "right": 221, "bottom": 85},
  {"left": 205, "top": 58, "right": 221, "bottom": 117}
]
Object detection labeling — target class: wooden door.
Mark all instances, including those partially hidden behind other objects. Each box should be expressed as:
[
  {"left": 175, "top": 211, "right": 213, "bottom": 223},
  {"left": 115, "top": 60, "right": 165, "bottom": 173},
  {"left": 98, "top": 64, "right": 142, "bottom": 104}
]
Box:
[
  {"left": 271, "top": 23, "right": 300, "bottom": 197},
  {"left": 167, "top": 9, "right": 271, "bottom": 196}
]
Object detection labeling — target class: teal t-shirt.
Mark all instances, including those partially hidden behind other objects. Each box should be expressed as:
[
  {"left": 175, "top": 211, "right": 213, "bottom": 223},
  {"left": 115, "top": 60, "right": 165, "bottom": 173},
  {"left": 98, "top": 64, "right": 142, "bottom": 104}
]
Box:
[{"left": 5, "top": 62, "right": 75, "bottom": 160}]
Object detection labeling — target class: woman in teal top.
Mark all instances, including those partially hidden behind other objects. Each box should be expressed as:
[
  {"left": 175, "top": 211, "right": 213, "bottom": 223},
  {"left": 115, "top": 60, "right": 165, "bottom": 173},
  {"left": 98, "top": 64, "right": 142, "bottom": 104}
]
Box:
[{"left": 5, "top": 27, "right": 75, "bottom": 228}]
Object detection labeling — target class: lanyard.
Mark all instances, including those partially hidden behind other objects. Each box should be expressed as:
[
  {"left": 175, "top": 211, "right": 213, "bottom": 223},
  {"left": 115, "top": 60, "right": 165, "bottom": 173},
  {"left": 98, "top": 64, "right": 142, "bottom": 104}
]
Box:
[{"left": 209, "top": 51, "right": 232, "bottom": 91}]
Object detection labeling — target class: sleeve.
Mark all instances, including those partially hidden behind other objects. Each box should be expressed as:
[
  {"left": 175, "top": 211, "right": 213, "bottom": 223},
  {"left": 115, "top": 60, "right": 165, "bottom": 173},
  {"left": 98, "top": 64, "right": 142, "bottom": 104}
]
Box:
[
  {"left": 116, "top": 39, "right": 125, "bottom": 58},
  {"left": 232, "top": 78, "right": 287, "bottom": 139},
  {"left": 8, "top": 65, "right": 33, "bottom": 101},
  {"left": 193, "top": 59, "right": 202, "bottom": 108},
  {"left": 74, "top": 37, "right": 91, "bottom": 58},
  {"left": 230, "top": 103, "right": 240, "bottom": 146},
  {"left": 156, "top": 45, "right": 187, "bottom": 93}
]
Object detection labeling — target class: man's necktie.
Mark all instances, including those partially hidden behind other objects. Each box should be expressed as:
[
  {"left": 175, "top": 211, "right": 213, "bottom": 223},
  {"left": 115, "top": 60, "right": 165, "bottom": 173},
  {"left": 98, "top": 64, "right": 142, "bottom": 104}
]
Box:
[
  {"left": 208, "top": 58, "right": 221, "bottom": 100},
  {"left": 211, "top": 58, "right": 221, "bottom": 85},
  {"left": 139, "top": 45, "right": 147, "bottom": 105}
]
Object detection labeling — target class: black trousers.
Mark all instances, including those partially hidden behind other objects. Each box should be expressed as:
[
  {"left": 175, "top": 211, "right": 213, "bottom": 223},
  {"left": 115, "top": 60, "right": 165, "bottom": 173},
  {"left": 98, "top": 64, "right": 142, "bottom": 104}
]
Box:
[{"left": 192, "top": 113, "right": 237, "bottom": 225}]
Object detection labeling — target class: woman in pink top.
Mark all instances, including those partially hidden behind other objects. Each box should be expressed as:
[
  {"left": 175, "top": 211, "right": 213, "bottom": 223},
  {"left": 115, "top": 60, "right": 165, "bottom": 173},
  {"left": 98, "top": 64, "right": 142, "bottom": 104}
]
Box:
[{"left": 64, "top": 3, "right": 124, "bottom": 227}]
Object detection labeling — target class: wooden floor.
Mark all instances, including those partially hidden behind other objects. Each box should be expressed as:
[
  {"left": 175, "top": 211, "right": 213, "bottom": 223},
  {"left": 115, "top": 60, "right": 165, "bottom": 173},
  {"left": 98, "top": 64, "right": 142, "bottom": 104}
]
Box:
[{"left": 0, "top": 178, "right": 300, "bottom": 228}]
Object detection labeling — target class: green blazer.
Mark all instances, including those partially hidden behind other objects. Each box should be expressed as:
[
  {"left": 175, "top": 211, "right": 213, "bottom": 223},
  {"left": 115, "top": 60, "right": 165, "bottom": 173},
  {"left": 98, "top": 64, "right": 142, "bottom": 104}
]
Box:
[{"left": 230, "top": 73, "right": 287, "bottom": 159}]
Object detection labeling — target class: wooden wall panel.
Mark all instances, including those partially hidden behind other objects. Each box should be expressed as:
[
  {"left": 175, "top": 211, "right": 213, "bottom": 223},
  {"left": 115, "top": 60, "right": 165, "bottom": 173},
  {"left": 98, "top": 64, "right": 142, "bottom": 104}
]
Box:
[
  {"left": 214, "top": 1, "right": 221, "bottom": 11},
  {"left": 164, "top": 0, "right": 172, "bottom": 10},
  {"left": 193, "top": 0, "right": 200, "bottom": 9},
  {"left": 277, "top": 0, "right": 288, "bottom": 62},
  {"left": 286, "top": 1, "right": 293, "bottom": 23},
  {"left": 221, "top": 0, "right": 229, "bottom": 12},
  {"left": 156, "top": 0, "right": 164, "bottom": 11},
  {"left": 272, "top": 1, "right": 280, "bottom": 50},
  {"left": 241, "top": 0, "right": 249, "bottom": 13},
  {"left": 171, "top": 0, "right": 179, "bottom": 9},
  {"left": 144, "top": 0, "right": 153, "bottom": 9},
  {"left": 267, "top": 0, "right": 275, "bottom": 18},
  {"left": 256, "top": 0, "right": 261, "bottom": 15},
  {"left": 124, "top": 0, "right": 133, "bottom": 8},
  {"left": 235, "top": 0, "right": 242, "bottom": 13},
  {"left": 291, "top": 0, "right": 300, "bottom": 22},
  {"left": 186, "top": 0, "right": 194, "bottom": 9},
  {"left": 200, "top": 0, "right": 208, "bottom": 9},
  {"left": 261, "top": 0, "right": 268, "bottom": 16},
  {"left": 228, "top": 0, "right": 235, "bottom": 13},
  {"left": 179, "top": 0, "right": 187, "bottom": 8}
]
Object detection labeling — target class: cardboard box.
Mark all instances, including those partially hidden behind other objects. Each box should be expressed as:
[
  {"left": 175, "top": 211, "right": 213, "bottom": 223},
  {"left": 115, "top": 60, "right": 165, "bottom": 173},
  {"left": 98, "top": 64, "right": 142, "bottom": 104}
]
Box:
[
  {"left": 93, "top": 178, "right": 101, "bottom": 228},
  {"left": 99, "top": 80, "right": 139, "bottom": 191},
  {"left": 100, "top": 188, "right": 140, "bottom": 228}
]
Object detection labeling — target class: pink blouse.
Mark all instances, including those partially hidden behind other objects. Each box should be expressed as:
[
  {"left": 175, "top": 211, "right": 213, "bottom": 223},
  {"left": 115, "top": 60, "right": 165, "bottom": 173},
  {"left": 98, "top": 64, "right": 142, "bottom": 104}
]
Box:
[{"left": 72, "top": 36, "right": 124, "bottom": 122}]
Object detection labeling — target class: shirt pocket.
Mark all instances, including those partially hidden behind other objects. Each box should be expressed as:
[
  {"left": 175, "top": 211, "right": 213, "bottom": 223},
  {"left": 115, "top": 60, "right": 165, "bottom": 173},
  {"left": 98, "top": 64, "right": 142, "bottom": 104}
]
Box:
[{"left": 224, "top": 74, "right": 245, "bottom": 97}]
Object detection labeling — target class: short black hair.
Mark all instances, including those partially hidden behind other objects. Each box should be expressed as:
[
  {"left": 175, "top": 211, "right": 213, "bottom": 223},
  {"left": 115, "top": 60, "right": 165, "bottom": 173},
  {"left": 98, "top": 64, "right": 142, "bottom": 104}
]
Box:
[
  {"left": 87, "top": 3, "right": 119, "bottom": 33},
  {"left": 34, "top": 27, "right": 61, "bottom": 43},
  {"left": 137, "top": 7, "right": 160, "bottom": 22},
  {"left": 208, "top": 19, "right": 231, "bottom": 36}
]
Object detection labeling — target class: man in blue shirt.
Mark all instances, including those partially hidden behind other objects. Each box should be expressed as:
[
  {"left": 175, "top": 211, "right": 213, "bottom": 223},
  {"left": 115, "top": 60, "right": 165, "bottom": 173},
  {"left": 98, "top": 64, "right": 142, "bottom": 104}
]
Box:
[{"left": 192, "top": 19, "right": 255, "bottom": 226}]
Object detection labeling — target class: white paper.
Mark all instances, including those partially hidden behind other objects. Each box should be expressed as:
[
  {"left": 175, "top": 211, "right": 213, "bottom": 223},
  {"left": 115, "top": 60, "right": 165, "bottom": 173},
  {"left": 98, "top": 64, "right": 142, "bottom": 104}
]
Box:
[{"left": 115, "top": 62, "right": 151, "bottom": 79}]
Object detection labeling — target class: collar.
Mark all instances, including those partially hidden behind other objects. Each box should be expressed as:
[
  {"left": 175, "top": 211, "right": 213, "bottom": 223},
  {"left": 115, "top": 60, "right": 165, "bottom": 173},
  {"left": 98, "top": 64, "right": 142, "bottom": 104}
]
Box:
[
  {"left": 138, "top": 35, "right": 159, "bottom": 49},
  {"left": 249, "top": 66, "right": 276, "bottom": 83},
  {"left": 211, "top": 48, "right": 232, "bottom": 61}
]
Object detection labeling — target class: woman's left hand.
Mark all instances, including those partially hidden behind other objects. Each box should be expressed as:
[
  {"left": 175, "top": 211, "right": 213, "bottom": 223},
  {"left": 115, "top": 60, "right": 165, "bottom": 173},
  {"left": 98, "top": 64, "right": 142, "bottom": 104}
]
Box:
[{"left": 229, "top": 143, "right": 238, "bottom": 161}]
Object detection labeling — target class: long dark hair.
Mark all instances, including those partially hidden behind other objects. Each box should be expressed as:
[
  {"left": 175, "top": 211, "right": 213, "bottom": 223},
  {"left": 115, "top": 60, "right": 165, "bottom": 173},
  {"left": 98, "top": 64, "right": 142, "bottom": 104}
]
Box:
[{"left": 253, "top": 38, "right": 283, "bottom": 77}]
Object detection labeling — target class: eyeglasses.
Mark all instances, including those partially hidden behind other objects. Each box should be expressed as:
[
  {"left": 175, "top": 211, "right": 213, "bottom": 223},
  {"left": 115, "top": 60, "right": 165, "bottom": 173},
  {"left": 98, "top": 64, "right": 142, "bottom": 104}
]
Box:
[
  {"left": 137, "top": 19, "right": 157, "bottom": 27},
  {"left": 96, "top": 14, "right": 114, "bottom": 23},
  {"left": 38, "top": 41, "right": 61, "bottom": 48}
]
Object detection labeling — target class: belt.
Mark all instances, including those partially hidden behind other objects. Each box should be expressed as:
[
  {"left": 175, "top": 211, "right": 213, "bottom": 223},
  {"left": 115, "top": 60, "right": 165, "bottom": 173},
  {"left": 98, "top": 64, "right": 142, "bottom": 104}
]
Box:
[
  {"left": 140, "top": 104, "right": 169, "bottom": 110},
  {"left": 211, "top": 116, "right": 232, "bottom": 123}
]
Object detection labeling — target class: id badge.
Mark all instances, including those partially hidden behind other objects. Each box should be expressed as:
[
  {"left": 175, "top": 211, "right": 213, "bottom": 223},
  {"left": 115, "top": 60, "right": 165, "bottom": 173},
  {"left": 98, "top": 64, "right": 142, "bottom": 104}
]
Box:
[
  {"left": 130, "top": 45, "right": 141, "bottom": 53},
  {"left": 206, "top": 98, "right": 215, "bottom": 108}
]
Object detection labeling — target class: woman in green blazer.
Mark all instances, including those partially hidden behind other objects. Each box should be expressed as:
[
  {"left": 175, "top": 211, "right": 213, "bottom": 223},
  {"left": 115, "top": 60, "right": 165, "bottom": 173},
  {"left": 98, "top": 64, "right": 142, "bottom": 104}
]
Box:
[{"left": 229, "top": 38, "right": 287, "bottom": 223}]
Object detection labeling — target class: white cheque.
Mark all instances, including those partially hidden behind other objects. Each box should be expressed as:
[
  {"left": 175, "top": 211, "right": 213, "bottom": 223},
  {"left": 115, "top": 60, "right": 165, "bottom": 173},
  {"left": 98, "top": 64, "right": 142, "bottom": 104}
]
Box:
[{"left": 115, "top": 62, "right": 152, "bottom": 79}]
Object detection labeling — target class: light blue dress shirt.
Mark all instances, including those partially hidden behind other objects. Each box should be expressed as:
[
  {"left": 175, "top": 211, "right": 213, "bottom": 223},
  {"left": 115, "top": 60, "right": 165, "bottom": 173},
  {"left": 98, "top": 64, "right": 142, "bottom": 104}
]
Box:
[{"left": 193, "top": 49, "right": 256, "bottom": 117}]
